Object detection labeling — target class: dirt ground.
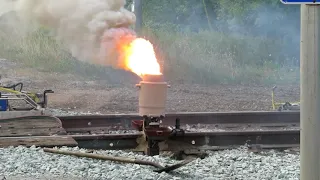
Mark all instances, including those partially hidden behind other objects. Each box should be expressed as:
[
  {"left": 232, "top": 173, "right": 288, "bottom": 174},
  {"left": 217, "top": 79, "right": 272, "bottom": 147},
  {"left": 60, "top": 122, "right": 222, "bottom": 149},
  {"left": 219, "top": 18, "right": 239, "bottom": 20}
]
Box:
[{"left": 0, "top": 59, "right": 300, "bottom": 114}]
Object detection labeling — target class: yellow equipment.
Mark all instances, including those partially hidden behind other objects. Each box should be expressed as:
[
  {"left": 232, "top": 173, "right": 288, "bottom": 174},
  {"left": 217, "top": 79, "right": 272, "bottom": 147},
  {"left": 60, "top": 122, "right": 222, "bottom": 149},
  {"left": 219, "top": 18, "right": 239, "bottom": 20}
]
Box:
[
  {"left": 271, "top": 86, "right": 300, "bottom": 111},
  {"left": 0, "top": 79, "right": 53, "bottom": 111}
]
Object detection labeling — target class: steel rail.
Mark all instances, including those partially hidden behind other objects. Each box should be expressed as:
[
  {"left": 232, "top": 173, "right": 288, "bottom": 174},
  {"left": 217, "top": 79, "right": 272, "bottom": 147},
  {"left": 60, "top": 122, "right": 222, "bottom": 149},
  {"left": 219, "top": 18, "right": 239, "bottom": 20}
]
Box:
[
  {"left": 58, "top": 111, "right": 300, "bottom": 132},
  {"left": 69, "top": 129, "right": 300, "bottom": 151},
  {"left": 0, "top": 112, "right": 300, "bottom": 151},
  {"left": 0, "top": 130, "right": 299, "bottom": 150}
]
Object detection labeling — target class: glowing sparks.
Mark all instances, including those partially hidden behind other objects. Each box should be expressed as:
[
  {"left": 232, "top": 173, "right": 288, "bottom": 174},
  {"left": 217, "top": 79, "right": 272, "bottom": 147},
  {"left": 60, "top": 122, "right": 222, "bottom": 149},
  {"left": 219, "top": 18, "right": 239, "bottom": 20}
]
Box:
[{"left": 123, "top": 38, "right": 162, "bottom": 77}]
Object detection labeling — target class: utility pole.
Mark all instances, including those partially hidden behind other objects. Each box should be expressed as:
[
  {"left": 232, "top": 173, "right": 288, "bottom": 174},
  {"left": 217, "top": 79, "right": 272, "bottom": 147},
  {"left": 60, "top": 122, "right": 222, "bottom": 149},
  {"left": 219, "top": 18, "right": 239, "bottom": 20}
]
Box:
[
  {"left": 300, "top": 4, "right": 320, "bottom": 180},
  {"left": 133, "top": 0, "right": 143, "bottom": 33},
  {"left": 282, "top": 0, "right": 320, "bottom": 178}
]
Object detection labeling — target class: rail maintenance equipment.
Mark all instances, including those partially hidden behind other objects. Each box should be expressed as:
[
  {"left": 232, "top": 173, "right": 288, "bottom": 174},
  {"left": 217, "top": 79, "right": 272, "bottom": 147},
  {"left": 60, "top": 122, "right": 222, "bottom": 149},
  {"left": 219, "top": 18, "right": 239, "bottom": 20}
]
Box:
[{"left": 0, "top": 76, "right": 54, "bottom": 111}]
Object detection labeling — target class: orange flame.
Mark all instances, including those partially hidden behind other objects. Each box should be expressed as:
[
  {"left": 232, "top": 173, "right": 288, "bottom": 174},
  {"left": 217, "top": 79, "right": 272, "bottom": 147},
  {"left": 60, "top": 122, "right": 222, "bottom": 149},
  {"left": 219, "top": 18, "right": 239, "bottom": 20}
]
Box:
[{"left": 123, "top": 38, "right": 162, "bottom": 77}]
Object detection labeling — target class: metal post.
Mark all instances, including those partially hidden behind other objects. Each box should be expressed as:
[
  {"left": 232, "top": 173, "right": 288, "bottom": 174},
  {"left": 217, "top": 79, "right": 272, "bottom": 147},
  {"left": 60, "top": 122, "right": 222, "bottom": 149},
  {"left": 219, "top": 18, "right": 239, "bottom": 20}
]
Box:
[
  {"left": 133, "top": 0, "right": 143, "bottom": 32},
  {"left": 300, "top": 4, "right": 320, "bottom": 180}
]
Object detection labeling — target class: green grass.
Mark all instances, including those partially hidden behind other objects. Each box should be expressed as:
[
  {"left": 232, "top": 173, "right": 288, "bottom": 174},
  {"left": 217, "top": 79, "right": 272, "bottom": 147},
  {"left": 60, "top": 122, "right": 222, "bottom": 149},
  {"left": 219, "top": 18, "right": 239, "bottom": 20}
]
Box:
[{"left": 0, "top": 25, "right": 299, "bottom": 85}]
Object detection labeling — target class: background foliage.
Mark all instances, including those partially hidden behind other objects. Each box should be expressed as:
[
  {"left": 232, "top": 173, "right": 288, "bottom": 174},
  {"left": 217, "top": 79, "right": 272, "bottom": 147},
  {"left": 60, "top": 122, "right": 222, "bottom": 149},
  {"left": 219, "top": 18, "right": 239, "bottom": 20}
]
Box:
[{"left": 138, "top": 0, "right": 301, "bottom": 84}]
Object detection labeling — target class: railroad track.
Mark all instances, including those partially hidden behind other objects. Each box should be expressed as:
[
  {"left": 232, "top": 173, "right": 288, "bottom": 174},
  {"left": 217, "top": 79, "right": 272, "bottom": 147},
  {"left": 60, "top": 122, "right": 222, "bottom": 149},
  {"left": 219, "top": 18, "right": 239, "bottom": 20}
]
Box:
[
  {"left": 0, "top": 111, "right": 300, "bottom": 153},
  {"left": 58, "top": 111, "right": 299, "bottom": 131}
]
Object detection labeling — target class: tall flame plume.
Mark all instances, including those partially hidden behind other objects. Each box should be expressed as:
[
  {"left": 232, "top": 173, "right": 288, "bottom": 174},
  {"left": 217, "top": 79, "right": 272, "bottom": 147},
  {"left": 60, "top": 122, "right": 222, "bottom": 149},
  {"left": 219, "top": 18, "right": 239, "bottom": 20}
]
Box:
[
  {"left": 101, "top": 28, "right": 162, "bottom": 77},
  {"left": 123, "top": 38, "right": 162, "bottom": 77}
]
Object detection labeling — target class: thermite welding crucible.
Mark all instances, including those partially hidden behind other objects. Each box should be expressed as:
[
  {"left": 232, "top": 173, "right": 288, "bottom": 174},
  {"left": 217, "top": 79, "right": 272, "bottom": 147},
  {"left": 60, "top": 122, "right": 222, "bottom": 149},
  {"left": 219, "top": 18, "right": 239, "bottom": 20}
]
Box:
[{"left": 136, "top": 74, "right": 170, "bottom": 117}]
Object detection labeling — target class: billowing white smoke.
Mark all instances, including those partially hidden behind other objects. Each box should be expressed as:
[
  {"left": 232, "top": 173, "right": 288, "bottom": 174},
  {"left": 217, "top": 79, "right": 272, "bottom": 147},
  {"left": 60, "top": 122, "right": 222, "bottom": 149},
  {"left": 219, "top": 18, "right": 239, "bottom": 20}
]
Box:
[
  {"left": 0, "top": 0, "right": 15, "bottom": 16},
  {"left": 14, "top": 0, "right": 136, "bottom": 67}
]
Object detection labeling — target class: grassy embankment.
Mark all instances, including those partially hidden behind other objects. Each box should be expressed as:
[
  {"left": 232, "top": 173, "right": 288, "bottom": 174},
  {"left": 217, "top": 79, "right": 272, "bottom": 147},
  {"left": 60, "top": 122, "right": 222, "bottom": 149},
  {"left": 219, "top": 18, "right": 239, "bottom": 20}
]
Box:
[{"left": 0, "top": 25, "right": 299, "bottom": 85}]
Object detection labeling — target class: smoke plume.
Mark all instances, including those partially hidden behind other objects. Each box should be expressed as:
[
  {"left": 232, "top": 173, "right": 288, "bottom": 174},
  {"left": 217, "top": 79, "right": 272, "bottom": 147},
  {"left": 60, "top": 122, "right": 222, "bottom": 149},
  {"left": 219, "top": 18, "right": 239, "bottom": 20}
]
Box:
[
  {"left": 0, "top": 0, "right": 15, "bottom": 16},
  {"left": 14, "top": 0, "right": 136, "bottom": 68}
]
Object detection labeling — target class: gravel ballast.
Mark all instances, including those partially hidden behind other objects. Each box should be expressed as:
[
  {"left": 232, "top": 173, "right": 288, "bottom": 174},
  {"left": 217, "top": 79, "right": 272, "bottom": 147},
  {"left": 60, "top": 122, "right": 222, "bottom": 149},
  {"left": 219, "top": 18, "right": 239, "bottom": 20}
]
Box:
[{"left": 0, "top": 146, "right": 299, "bottom": 180}]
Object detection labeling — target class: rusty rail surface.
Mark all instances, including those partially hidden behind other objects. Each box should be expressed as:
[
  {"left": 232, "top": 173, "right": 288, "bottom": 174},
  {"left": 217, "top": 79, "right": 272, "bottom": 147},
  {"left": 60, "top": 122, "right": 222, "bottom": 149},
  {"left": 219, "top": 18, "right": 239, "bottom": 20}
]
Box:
[{"left": 58, "top": 111, "right": 300, "bottom": 132}]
